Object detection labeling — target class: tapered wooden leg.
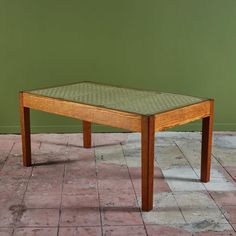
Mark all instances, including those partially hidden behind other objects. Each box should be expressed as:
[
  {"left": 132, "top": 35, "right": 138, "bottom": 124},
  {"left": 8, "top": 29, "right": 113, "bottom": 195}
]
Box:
[
  {"left": 83, "top": 121, "right": 91, "bottom": 148},
  {"left": 201, "top": 100, "right": 214, "bottom": 182},
  {"left": 19, "top": 93, "right": 32, "bottom": 167},
  {"left": 141, "top": 116, "right": 155, "bottom": 211}
]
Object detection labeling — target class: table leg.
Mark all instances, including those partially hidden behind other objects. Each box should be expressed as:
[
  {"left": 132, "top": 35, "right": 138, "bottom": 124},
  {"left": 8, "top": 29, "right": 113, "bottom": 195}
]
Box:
[
  {"left": 19, "top": 93, "right": 32, "bottom": 167},
  {"left": 141, "top": 116, "right": 155, "bottom": 211},
  {"left": 201, "top": 101, "right": 214, "bottom": 182},
  {"left": 83, "top": 121, "right": 91, "bottom": 148}
]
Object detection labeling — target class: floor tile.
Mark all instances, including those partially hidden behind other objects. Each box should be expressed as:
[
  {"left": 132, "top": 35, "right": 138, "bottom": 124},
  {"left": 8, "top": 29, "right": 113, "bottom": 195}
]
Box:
[
  {"left": 23, "top": 194, "right": 61, "bottom": 208},
  {"left": 1, "top": 212, "right": 13, "bottom": 230},
  {"left": 214, "top": 134, "right": 236, "bottom": 149},
  {"left": 0, "top": 177, "right": 27, "bottom": 198},
  {"left": 193, "top": 166, "right": 232, "bottom": 180},
  {"left": 193, "top": 230, "right": 236, "bottom": 235},
  {"left": 27, "top": 179, "right": 63, "bottom": 195},
  {"left": 141, "top": 193, "right": 185, "bottom": 225},
  {"left": 203, "top": 178, "right": 236, "bottom": 192},
  {"left": 174, "top": 192, "right": 218, "bottom": 209},
  {"left": 13, "top": 227, "right": 58, "bottom": 236},
  {"left": 0, "top": 207, "right": 16, "bottom": 227},
  {"left": 62, "top": 194, "right": 99, "bottom": 208},
  {"left": 209, "top": 191, "right": 236, "bottom": 206},
  {"left": 0, "top": 163, "right": 32, "bottom": 179},
  {"left": 93, "top": 133, "right": 128, "bottom": 147},
  {"left": 10, "top": 141, "right": 40, "bottom": 157},
  {"left": 96, "top": 163, "right": 129, "bottom": 180},
  {"left": 225, "top": 167, "right": 236, "bottom": 181},
  {"left": 59, "top": 227, "right": 102, "bottom": 236},
  {"left": 103, "top": 226, "right": 146, "bottom": 236},
  {"left": 95, "top": 144, "right": 126, "bottom": 165},
  {"left": 101, "top": 207, "right": 143, "bottom": 226},
  {"left": 146, "top": 225, "right": 192, "bottom": 236},
  {"left": 213, "top": 147, "right": 236, "bottom": 167},
  {"left": 99, "top": 193, "right": 137, "bottom": 208},
  {"left": 176, "top": 140, "right": 220, "bottom": 167},
  {"left": 155, "top": 145, "right": 189, "bottom": 169},
  {"left": 31, "top": 165, "right": 64, "bottom": 178},
  {"left": 98, "top": 179, "right": 134, "bottom": 195},
  {"left": 231, "top": 224, "right": 236, "bottom": 232},
  {"left": 0, "top": 228, "right": 14, "bottom": 236},
  {"left": 1, "top": 132, "right": 236, "bottom": 235},
  {"left": 223, "top": 206, "right": 236, "bottom": 224},
  {"left": 162, "top": 167, "right": 205, "bottom": 191},
  {"left": 63, "top": 178, "right": 97, "bottom": 195},
  {"left": 0, "top": 192, "right": 23, "bottom": 209},
  {"left": 65, "top": 164, "right": 96, "bottom": 179},
  {"left": 60, "top": 208, "right": 100, "bottom": 227},
  {"left": 16, "top": 209, "right": 60, "bottom": 227}
]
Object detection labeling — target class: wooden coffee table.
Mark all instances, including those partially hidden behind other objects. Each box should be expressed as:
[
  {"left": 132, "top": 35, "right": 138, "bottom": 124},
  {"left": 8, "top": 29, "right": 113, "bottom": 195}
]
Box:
[{"left": 19, "top": 81, "right": 214, "bottom": 211}]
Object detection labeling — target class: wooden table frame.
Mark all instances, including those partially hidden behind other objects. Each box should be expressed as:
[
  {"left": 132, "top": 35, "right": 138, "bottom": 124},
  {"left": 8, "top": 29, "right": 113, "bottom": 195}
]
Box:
[{"left": 19, "top": 91, "right": 214, "bottom": 212}]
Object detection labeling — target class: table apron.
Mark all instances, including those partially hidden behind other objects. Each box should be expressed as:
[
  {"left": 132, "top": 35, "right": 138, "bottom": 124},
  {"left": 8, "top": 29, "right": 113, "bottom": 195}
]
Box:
[
  {"left": 21, "top": 92, "right": 142, "bottom": 132},
  {"left": 155, "top": 100, "right": 213, "bottom": 131}
]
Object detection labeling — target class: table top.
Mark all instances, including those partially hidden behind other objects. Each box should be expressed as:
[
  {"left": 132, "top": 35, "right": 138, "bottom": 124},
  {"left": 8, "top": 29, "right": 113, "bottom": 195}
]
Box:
[{"left": 27, "top": 81, "right": 207, "bottom": 115}]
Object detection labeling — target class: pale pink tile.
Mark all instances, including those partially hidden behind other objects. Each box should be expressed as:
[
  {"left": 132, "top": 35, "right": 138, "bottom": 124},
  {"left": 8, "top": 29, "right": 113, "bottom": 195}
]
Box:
[
  {"left": 13, "top": 227, "right": 57, "bottom": 236},
  {"left": 102, "top": 207, "right": 143, "bottom": 226},
  {"left": 59, "top": 227, "right": 102, "bottom": 236},
  {"left": 0, "top": 228, "right": 13, "bottom": 236},
  {"left": 103, "top": 226, "right": 146, "bottom": 236},
  {"left": 23, "top": 194, "right": 61, "bottom": 208},
  {"left": 209, "top": 191, "right": 236, "bottom": 206},
  {"left": 62, "top": 194, "right": 99, "bottom": 208},
  {"left": 17, "top": 209, "right": 59, "bottom": 227},
  {"left": 60, "top": 208, "right": 100, "bottom": 227}
]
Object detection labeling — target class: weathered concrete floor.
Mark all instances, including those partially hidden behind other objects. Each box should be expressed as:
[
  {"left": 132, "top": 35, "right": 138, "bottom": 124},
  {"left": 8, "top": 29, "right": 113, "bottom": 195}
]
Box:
[{"left": 0, "top": 132, "right": 236, "bottom": 236}]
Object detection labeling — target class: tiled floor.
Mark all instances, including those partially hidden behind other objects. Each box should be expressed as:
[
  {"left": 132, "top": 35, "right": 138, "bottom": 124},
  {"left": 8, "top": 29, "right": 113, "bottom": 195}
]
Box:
[{"left": 0, "top": 132, "right": 236, "bottom": 236}]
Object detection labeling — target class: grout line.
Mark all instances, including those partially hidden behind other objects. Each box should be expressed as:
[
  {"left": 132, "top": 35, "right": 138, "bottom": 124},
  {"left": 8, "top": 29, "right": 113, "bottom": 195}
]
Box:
[
  {"left": 174, "top": 140, "right": 201, "bottom": 178},
  {"left": 121, "top": 142, "right": 148, "bottom": 236},
  {"left": 9, "top": 224, "right": 156, "bottom": 228},
  {"left": 0, "top": 141, "right": 15, "bottom": 172},
  {"left": 174, "top": 140, "right": 236, "bottom": 232},
  {"left": 11, "top": 162, "right": 34, "bottom": 236},
  {"left": 38, "top": 141, "right": 42, "bottom": 150},
  {"left": 159, "top": 141, "right": 188, "bottom": 224},
  {"left": 56, "top": 138, "right": 69, "bottom": 236},
  {"left": 209, "top": 153, "right": 236, "bottom": 232},
  {"left": 212, "top": 152, "right": 236, "bottom": 182},
  {"left": 93, "top": 141, "right": 104, "bottom": 236}
]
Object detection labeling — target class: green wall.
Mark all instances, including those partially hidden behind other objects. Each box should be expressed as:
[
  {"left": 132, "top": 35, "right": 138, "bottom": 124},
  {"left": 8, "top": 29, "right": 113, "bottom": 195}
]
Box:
[{"left": 1, "top": 0, "right": 236, "bottom": 133}]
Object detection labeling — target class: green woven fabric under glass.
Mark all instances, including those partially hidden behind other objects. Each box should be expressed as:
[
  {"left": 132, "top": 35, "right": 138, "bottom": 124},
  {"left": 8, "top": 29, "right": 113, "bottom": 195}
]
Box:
[{"left": 28, "top": 82, "right": 207, "bottom": 115}]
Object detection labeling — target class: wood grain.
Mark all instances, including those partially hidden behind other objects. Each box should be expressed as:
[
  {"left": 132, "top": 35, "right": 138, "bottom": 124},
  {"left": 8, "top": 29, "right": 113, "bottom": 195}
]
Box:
[
  {"left": 201, "top": 100, "right": 214, "bottom": 182},
  {"left": 83, "top": 121, "right": 91, "bottom": 148},
  {"left": 141, "top": 115, "right": 155, "bottom": 211},
  {"left": 19, "top": 92, "right": 32, "bottom": 167},
  {"left": 22, "top": 92, "right": 142, "bottom": 132},
  {"left": 155, "top": 100, "right": 212, "bottom": 131}
]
